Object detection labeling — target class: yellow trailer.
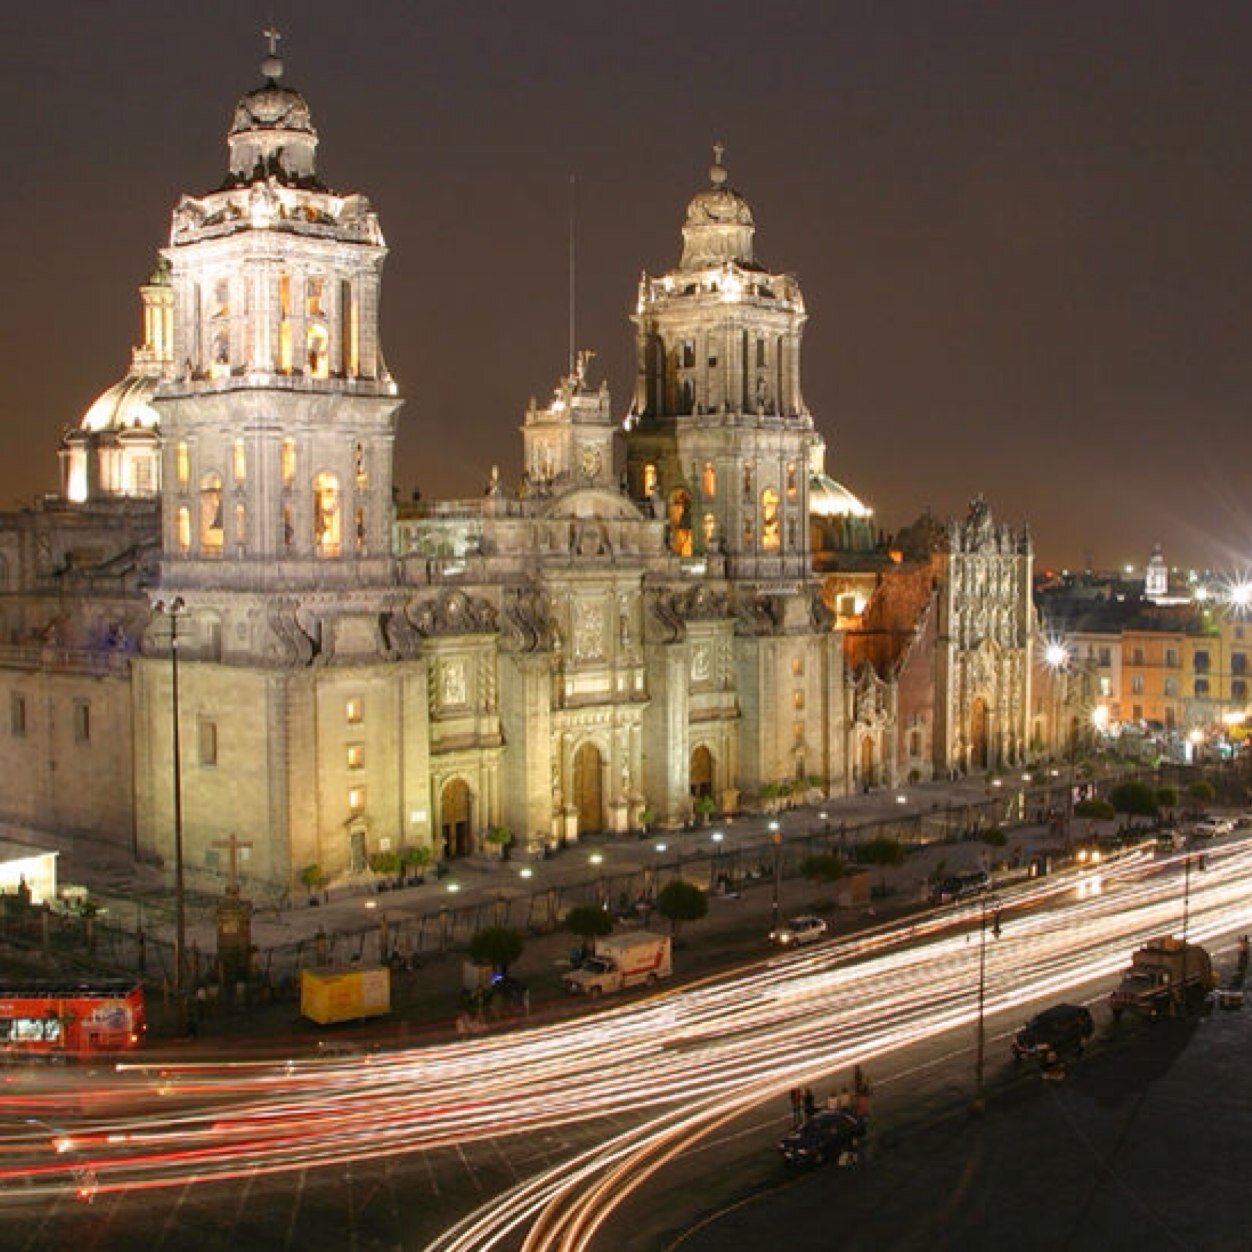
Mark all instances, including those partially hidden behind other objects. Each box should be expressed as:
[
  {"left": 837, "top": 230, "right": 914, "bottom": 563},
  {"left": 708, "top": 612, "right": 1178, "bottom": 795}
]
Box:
[{"left": 300, "top": 966, "right": 391, "bottom": 1025}]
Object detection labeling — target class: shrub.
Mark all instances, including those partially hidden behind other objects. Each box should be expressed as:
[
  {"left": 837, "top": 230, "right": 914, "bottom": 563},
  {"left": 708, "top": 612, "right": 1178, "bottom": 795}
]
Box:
[
  {"left": 565, "top": 905, "right": 613, "bottom": 946},
  {"left": 655, "top": 880, "right": 708, "bottom": 936},
  {"left": 800, "top": 853, "right": 847, "bottom": 884},
  {"left": 982, "top": 827, "right": 1008, "bottom": 847},
  {"left": 1110, "top": 781, "right": 1159, "bottom": 819},
  {"left": 1188, "top": 779, "right": 1216, "bottom": 805},
  {"left": 468, "top": 926, "right": 525, "bottom": 974},
  {"left": 1074, "top": 798, "right": 1115, "bottom": 820}
]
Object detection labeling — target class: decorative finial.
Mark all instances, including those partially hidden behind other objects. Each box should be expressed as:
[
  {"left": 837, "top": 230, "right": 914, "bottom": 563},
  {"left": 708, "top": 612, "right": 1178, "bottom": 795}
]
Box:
[
  {"left": 261, "top": 25, "right": 284, "bottom": 81},
  {"left": 709, "top": 141, "right": 727, "bottom": 186}
]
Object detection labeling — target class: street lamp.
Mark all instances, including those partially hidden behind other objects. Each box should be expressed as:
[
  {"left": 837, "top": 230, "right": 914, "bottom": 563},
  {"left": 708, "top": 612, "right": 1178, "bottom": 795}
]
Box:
[
  {"left": 1045, "top": 642, "right": 1075, "bottom": 850},
  {"left": 769, "top": 820, "right": 782, "bottom": 931},
  {"left": 589, "top": 852, "right": 605, "bottom": 908},
  {"left": 152, "top": 597, "right": 187, "bottom": 1032},
  {"left": 974, "top": 894, "right": 1002, "bottom": 1114},
  {"left": 709, "top": 829, "right": 724, "bottom": 891}
]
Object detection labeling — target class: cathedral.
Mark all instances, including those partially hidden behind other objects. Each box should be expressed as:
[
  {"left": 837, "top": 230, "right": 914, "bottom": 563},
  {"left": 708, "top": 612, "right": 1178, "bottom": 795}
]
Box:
[{"left": 0, "top": 49, "right": 1037, "bottom": 893}]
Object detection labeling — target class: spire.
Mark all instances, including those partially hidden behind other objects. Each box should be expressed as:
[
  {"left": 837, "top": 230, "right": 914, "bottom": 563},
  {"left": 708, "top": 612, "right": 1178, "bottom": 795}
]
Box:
[{"left": 709, "top": 141, "right": 727, "bottom": 186}]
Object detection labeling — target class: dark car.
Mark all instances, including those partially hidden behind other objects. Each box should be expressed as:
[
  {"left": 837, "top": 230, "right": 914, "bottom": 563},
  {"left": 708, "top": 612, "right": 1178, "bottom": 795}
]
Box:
[
  {"left": 1011, "top": 1003, "right": 1094, "bottom": 1061},
  {"left": 777, "top": 1109, "right": 867, "bottom": 1167},
  {"left": 929, "top": 869, "right": 989, "bottom": 905}
]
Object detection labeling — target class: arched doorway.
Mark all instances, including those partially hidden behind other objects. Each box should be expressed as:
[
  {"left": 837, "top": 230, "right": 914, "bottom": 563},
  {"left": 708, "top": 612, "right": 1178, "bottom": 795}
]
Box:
[
  {"left": 970, "top": 699, "right": 989, "bottom": 770},
  {"left": 440, "top": 778, "right": 473, "bottom": 859},
  {"left": 573, "top": 742, "right": 604, "bottom": 834},
  {"left": 690, "top": 745, "right": 714, "bottom": 799},
  {"left": 860, "top": 735, "right": 877, "bottom": 788}
]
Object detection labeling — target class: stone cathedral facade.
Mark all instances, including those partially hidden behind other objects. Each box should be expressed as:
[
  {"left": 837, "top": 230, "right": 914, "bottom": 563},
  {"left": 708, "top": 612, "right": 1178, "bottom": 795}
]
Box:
[{"left": 0, "top": 54, "right": 1035, "bottom": 893}]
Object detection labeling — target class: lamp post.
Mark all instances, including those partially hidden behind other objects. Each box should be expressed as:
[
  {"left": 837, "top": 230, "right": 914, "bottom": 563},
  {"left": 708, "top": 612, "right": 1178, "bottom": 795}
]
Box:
[
  {"left": 709, "top": 829, "right": 724, "bottom": 892},
  {"left": 589, "top": 852, "right": 605, "bottom": 908},
  {"left": 973, "top": 894, "right": 1002, "bottom": 1114},
  {"left": 1045, "top": 642, "right": 1074, "bottom": 850},
  {"left": 769, "top": 820, "right": 782, "bottom": 931},
  {"left": 153, "top": 597, "right": 187, "bottom": 1031}
]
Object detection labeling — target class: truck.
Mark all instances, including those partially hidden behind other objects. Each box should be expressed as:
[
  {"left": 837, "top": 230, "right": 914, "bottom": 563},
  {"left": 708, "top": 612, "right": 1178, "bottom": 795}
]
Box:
[
  {"left": 1109, "top": 936, "right": 1215, "bottom": 1020},
  {"left": 300, "top": 965, "right": 391, "bottom": 1025},
  {"left": 563, "top": 931, "right": 672, "bottom": 997}
]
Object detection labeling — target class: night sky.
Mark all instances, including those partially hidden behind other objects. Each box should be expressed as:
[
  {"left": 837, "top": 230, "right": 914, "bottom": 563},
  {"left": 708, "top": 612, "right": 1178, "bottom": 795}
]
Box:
[{"left": 3, "top": 2, "right": 1250, "bottom": 570}]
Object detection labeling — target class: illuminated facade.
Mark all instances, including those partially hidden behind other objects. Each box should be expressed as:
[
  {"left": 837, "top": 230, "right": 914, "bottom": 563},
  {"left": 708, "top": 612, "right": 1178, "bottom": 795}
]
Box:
[{"left": 0, "top": 50, "right": 1037, "bottom": 893}]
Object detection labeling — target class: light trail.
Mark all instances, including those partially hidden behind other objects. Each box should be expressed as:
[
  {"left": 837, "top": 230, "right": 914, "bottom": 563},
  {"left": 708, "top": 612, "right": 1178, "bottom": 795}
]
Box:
[{"left": 1, "top": 841, "right": 1249, "bottom": 1252}]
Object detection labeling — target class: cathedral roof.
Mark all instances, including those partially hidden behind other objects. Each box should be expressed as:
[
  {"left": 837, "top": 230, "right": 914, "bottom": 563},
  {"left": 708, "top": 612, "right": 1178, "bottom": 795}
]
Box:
[
  {"left": 79, "top": 373, "right": 160, "bottom": 435},
  {"left": 680, "top": 145, "right": 757, "bottom": 270},
  {"left": 810, "top": 472, "right": 872, "bottom": 518},
  {"left": 222, "top": 40, "right": 323, "bottom": 190}
]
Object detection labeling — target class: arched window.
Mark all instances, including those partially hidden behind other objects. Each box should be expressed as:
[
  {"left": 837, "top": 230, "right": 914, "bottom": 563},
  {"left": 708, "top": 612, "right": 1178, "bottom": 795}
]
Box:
[
  {"left": 234, "top": 503, "right": 246, "bottom": 547},
  {"left": 761, "top": 488, "right": 780, "bottom": 551},
  {"left": 701, "top": 461, "right": 717, "bottom": 498},
  {"left": 314, "top": 472, "right": 341, "bottom": 557},
  {"left": 278, "top": 274, "right": 293, "bottom": 373},
  {"left": 306, "top": 323, "right": 330, "bottom": 378},
  {"left": 786, "top": 463, "right": 797, "bottom": 498},
  {"left": 177, "top": 506, "right": 191, "bottom": 554},
  {"left": 641, "top": 463, "right": 658, "bottom": 497},
  {"left": 233, "top": 439, "right": 247, "bottom": 483},
  {"left": 668, "top": 489, "right": 693, "bottom": 557},
  {"left": 176, "top": 441, "right": 190, "bottom": 488},
  {"left": 702, "top": 512, "right": 717, "bottom": 547},
  {"left": 200, "top": 473, "right": 224, "bottom": 555},
  {"left": 281, "top": 438, "right": 296, "bottom": 487}
]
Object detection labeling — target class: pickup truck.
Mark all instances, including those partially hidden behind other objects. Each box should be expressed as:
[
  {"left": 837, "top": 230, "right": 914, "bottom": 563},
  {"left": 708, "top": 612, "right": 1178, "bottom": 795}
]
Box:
[{"left": 1110, "top": 936, "right": 1214, "bottom": 1020}]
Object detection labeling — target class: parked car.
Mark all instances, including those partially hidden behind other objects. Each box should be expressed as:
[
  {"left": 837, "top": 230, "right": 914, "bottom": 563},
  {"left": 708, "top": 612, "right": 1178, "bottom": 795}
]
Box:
[
  {"left": 1011, "top": 1002, "right": 1094, "bottom": 1061},
  {"left": 1190, "top": 816, "right": 1234, "bottom": 838},
  {"left": 777, "top": 1109, "right": 867, "bottom": 1166},
  {"left": 929, "top": 869, "right": 989, "bottom": 905},
  {"left": 768, "top": 915, "right": 828, "bottom": 947}
]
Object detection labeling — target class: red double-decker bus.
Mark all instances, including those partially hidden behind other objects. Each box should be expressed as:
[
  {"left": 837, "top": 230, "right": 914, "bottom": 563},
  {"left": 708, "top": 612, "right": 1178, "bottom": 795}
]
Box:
[{"left": 0, "top": 980, "right": 146, "bottom": 1059}]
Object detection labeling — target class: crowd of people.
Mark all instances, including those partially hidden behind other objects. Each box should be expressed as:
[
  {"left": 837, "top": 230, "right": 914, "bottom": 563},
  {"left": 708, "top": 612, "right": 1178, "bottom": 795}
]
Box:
[{"left": 789, "top": 1064, "right": 873, "bottom": 1127}]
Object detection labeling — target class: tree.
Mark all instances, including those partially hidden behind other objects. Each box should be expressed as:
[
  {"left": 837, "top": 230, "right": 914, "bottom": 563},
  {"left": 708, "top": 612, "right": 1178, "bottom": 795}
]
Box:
[
  {"left": 400, "top": 844, "right": 432, "bottom": 881},
  {"left": 1074, "top": 798, "right": 1115, "bottom": 820},
  {"left": 800, "top": 853, "right": 846, "bottom": 885},
  {"left": 565, "top": 905, "right": 613, "bottom": 951},
  {"left": 468, "top": 926, "right": 524, "bottom": 975},
  {"left": 655, "top": 879, "right": 708, "bottom": 936},
  {"left": 858, "top": 836, "right": 906, "bottom": 896},
  {"left": 1188, "top": 778, "right": 1216, "bottom": 806},
  {"left": 1156, "top": 786, "right": 1179, "bottom": 811},
  {"left": 981, "top": 827, "right": 1008, "bottom": 848},
  {"left": 1109, "top": 781, "right": 1159, "bottom": 824}
]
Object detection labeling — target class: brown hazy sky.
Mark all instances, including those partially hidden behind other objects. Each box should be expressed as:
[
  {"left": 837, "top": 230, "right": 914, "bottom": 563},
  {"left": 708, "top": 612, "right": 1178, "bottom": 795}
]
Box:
[{"left": 2, "top": 1, "right": 1251, "bottom": 570}]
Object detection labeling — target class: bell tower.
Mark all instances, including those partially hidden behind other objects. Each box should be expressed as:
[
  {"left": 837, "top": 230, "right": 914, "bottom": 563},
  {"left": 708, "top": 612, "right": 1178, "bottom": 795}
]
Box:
[
  {"left": 624, "top": 147, "right": 815, "bottom": 580},
  {"left": 154, "top": 36, "right": 401, "bottom": 595}
]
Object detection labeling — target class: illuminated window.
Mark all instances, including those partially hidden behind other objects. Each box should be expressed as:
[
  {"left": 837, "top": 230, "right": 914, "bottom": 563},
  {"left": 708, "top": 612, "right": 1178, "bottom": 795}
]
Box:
[
  {"left": 314, "top": 472, "right": 342, "bottom": 557},
  {"left": 234, "top": 503, "right": 246, "bottom": 546},
  {"left": 792, "top": 657, "right": 804, "bottom": 677},
  {"left": 702, "top": 512, "right": 717, "bottom": 546},
  {"left": 792, "top": 721, "right": 805, "bottom": 744},
  {"left": 177, "top": 506, "right": 191, "bottom": 554},
  {"left": 793, "top": 690, "right": 805, "bottom": 711},
  {"left": 306, "top": 323, "right": 329, "bottom": 378},
  {"left": 348, "top": 786, "right": 366, "bottom": 815},
  {"left": 10, "top": 693, "right": 26, "bottom": 737},
  {"left": 176, "top": 441, "right": 190, "bottom": 487},
  {"left": 702, "top": 461, "right": 717, "bottom": 498},
  {"left": 199, "top": 473, "right": 224, "bottom": 555},
  {"left": 786, "top": 463, "right": 797, "bottom": 498},
  {"left": 233, "top": 439, "right": 246, "bottom": 483},
  {"left": 198, "top": 719, "right": 217, "bottom": 766},
  {"left": 668, "top": 489, "right": 693, "bottom": 557},
  {"left": 306, "top": 276, "right": 325, "bottom": 317},
  {"left": 281, "top": 438, "right": 297, "bottom": 487},
  {"left": 346, "top": 696, "right": 363, "bottom": 724},
  {"left": 761, "top": 488, "right": 780, "bottom": 551},
  {"left": 279, "top": 274, "right": 293, "bottom": 373},
  {"left": 642, "top": 463, "right": 658, "bottom": 497},
  {"left": 73, "top": 699, "right": 90, "bottom": 744},
  {"left": 347, "top": 743, "right": 365, "bottom": 769}
]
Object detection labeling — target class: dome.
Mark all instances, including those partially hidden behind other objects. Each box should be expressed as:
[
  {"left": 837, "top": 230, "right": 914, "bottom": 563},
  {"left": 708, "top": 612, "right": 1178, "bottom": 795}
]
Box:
[
  {"left": 79, "top": 373, "right": 160, "bottom": 434},
  {"left": 224, "top": 50, "right": 322, "bottom": 188},
  {"left": 679, "top": 146, "right": 756, "bottom": 269},
  {"left": 809, "top": 472, "right": 872, "bottom": 519}
]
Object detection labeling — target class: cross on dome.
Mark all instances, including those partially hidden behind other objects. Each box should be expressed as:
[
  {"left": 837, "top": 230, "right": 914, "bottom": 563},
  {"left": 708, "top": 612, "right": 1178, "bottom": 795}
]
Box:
[
  {"left": 710, "top": 141, "right": 727, "bottom": 186},
  {"left": 261, "top": 24, "right": 284, "bottom": 82}
]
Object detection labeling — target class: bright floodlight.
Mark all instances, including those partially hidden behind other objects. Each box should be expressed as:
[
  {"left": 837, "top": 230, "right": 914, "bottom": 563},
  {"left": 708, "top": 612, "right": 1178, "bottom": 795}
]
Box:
[
  {"left": 1045, "top": 642, "right": 1068, "bottom": 669},
  {"left": 1229, "top": 582, "right": 1252, "bottom": 611}
]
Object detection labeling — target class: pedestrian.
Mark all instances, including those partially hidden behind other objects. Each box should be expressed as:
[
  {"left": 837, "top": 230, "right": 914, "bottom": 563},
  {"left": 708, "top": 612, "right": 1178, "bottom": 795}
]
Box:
[
  {"left": 802, "top": 1087, "right": 817, "bottom": 1119},
  {"left": 789, "top": 1087, "right": 804, "bottom": 1127},
  {"left": 1239, "top": 935, "right": 1250, "bottom": 975},
  {"left": 852, "top": 1064, "right": 867, "bottom": 1096},
  {"left": 833, "top": 1085, "right": 851, "bottom": 1111},
  {"left": 852, "top": 1087, "right": 871, "bottom": 1119}
]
